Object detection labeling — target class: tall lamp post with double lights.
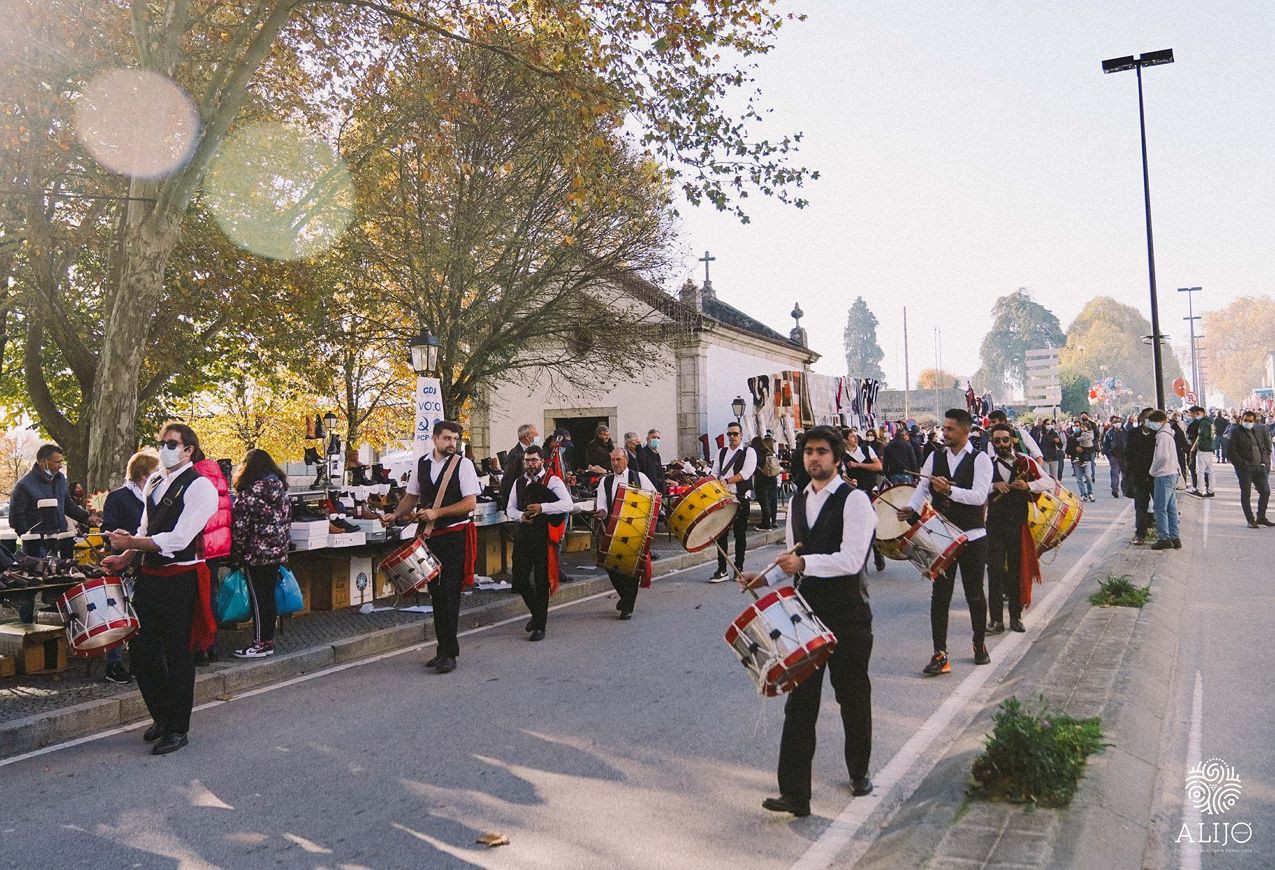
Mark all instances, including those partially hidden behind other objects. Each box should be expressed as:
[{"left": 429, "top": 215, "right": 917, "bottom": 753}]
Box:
[{"left": 1102, "top": 48, "right": 1174, "bottom": 409}]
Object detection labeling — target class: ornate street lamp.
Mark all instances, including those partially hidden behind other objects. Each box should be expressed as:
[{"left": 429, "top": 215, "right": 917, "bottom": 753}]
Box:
[
  {"left": 408, "top": 329, "right": 441, "bottom": 377},
  {"left": 731, "top": 395, "right": 746, "bottom": 424}
]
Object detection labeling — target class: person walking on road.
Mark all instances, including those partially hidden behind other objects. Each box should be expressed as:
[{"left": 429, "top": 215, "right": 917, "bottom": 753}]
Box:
[
  {"left": 1188, "top": 406, "right": 1215, "bottom": 498},
  {"left": 1102, "top": 416, "right": 1125, "bottom": 498},
  {"left": 505, "top": 445, "right": 573, "bottom": 640},
  {"left": 1229, "top": 410, "right": 1272, "bottom": 529},
  {"left": 1146, "top": 411, "right": 1182, "bottom": 551},
  {"left": 709, "top": 422, "right": 756, "bottom": 581},
  {"left": 985, "top": 424, "right": 1050, "bottom": 635},
  {"left": 740, "top": 425, "right": 875, "bottom": 817},
  {"left": 594, "top": 449, "right": 655, "bottom": 619}
]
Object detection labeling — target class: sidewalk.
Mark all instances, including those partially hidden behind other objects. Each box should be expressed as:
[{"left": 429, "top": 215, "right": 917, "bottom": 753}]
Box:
[
  {"left": 0, "top": 519, "right": 785, "bottom": 759},
  {"left": 854, "top": 498, "right": 1196, "bottom": 869}
]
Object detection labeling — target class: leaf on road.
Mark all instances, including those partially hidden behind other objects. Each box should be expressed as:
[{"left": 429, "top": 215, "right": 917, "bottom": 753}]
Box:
[{"left": 476, "top": 832, "right": 510, "bottom": 848}]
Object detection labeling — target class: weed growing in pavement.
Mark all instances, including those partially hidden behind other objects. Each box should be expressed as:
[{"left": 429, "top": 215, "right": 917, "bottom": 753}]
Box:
[
  {"left": 968, "top": 696, "right": 1106, "bottom": 808},
  {"left": 1089, "top": 574, "right": 1151, "bottom": 608}
]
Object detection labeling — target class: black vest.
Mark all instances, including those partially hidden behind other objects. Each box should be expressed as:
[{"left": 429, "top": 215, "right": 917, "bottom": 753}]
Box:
[
  {"left": 930, "top": 448, "right": 986, "bottom": 531},
  {"left": 987, "top": 454, "right": 1031, "bottom": 530},
  {"left": 513, "top": 474, "right": 567, "bottom": 538},
  {"left": 142, "top": 466, "right": 204, "bottom": 567},
  {"left": 718, "top": 447, "right": 753, "bottom": 498},
  {"left": 791, "top": 484, "right": 869, "bottom": 605},
  {"left": 603, "top": 468, "right": 641, "bottom": 508},
  {"left": 416, "top": 454, "right": 470, "bottom": 520}
]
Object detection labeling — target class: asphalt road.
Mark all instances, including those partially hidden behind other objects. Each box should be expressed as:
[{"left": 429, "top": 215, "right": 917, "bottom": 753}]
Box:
[{"left": 2, "top": 482, "right": 1128, "bottom": 869}]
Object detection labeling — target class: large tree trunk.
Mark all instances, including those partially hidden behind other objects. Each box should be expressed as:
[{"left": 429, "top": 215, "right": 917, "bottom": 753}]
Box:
[{"left": 85, "top": 213, "right": 179, "bottom": 490}]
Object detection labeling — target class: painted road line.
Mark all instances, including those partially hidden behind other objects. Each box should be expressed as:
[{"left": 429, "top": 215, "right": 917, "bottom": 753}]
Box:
[
  {"left": 0, "top": 545, "right": 781, "bottom": 768},
  {"left": 791, "top": 502, "right": 1134, "bottom": 870},
  {"left": 1180, "top": 671, "right": 1204, "bottom": 870}
]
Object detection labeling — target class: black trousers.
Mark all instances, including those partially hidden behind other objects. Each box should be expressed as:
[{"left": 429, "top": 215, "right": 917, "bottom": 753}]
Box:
[
  {"left": 511, "top": 527, "right": 551, "bottom": 631},
  {"left": 131, "top": 571, "right": 197, "bottom": 734},
  {"left": 244, "top": 563, "right": 280, "bottom": 643},
  {"left": 755, "top": 480, "right": 778, "bottom": 527},
  {"left": 777, "top": 577, "right": 873, "bottom": 801},
  {"left": 428, "top": 531, "right": 467, "bottom": 657},
  {"left": 985, "top": 524, "right": 1022, "bottom": 624},
  {"left": 930, "top": 535, "right": 988, "bottom": 652},
  {"left": 1235, "top": 463, "right": 1271, "bottom": 523},
  {"left": 1132, "top": 481, "right": 1151, "bottom": 538},
  {"left": 716, "top": 496, "right": 751, "bottom": 573},
  {"left": 608, "top": 569, "right": 639, "bottom": 614}
]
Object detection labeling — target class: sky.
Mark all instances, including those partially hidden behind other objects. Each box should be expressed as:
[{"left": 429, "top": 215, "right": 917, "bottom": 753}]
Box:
[{"left": 670, "top": 1, "right": 1275, "bottom": 393}]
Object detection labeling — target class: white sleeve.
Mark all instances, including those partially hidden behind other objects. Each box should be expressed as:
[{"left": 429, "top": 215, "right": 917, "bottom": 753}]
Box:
[
  {"left": 506, "top": 479, "right": 524, "bottom": 523},
  {"left": 457, "top": 459, "right": 481, "bottom": 497},
  {"left": 907, "top": 455, "right": 935, "bottom": 512},
  {"left": 801, "top": 489, "right": 875, "bottom": 578},
  {"left": 1027, "top": 457, "right": 1053, "bottom": 493},
  {"left": 148, "top": 477, "right": 218, "bottom": 558},
  {"left": 710, "top": 450, "right": 723, "bottom": 477},
  {"left": 1020, "top": 428, "right": 1043, "bottom": 458},
  {"left": 405, "top": 463, "right": 421, "bottom": 497},
  {"left": 595, "top": 477, "right": 610, "bottom": 517},
  {"left": 738, "top": 447, "right": 758, "bottom": 480},
  {"left": 637, "top": 472, "right": 655, "bottom": 491},
  {"left": 950, "top": 452, "right": 993, "bottom": 505},
  {"left": 540, "top": 476, "right": 575, "bottom": 515}
]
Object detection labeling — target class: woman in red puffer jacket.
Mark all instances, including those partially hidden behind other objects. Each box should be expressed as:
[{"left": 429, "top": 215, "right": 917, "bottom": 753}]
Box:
[{"left": 192, "top": 448, "right": 233, "bottom": 662}]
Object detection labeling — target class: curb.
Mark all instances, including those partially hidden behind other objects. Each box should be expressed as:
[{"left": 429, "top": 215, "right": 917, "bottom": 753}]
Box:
[{"left": 0, "top": 529, "right": 784, "bottom": 760}]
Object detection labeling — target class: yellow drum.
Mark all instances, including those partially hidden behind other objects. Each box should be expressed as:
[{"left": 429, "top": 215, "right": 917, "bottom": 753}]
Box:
[
  {"left": 1029, "top": 482, "right": 1083, "bottom": 554},
  {"left": 667, "top": 477, "right": 738, "bottom": 552},
  {"left": 598, "top": 485, "right": 662, "bottom": 577}
]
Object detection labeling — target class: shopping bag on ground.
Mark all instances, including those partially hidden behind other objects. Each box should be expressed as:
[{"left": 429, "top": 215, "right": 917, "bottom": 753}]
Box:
[
  {"left": 275, "top": 565, "right": 304, "bottom": 616},
  {"left": 214, "top": 568, "right": 251, "bottom": 625}
]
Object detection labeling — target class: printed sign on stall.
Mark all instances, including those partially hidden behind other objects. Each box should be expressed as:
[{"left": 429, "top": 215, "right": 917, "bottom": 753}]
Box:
[{"left": 413, "top": 376, "right": 447, "bottom": 459}]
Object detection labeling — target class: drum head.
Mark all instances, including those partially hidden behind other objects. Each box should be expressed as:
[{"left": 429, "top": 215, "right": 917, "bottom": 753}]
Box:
[
  {"left": 683, "top": 500, "right": 738, "bottom": 551},
  {"left": 873, "top": 484, "right": 916, "bottom": 541}
]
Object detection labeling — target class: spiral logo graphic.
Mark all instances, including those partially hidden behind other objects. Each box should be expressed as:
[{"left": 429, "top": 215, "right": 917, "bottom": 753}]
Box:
[{"left": 1185, "top": 758, "right": 1242, "bottom": 815}]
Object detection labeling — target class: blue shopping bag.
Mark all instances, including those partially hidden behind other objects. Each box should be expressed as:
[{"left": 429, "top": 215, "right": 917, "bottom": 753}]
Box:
[
  {"left": 275, "top": 565, "right": 304, "bottom": 616},
  {"left": 214, "top": 568, "right": 251, "bottom": 625}
]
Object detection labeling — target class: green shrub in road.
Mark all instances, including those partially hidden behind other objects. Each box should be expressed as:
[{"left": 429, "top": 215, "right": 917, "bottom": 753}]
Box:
[{"left": 1089, "top": 574, "right": 1151, "bottom": 608}]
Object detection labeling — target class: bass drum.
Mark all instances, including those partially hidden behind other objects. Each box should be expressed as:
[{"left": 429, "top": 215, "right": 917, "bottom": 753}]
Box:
[
  {"left": 871, "top": 483, "right": 917, "bottom": 561},
  {"left": 667, "top": 477, "right": 738, "bottom": 552},
  {"left": 597, "top": 484, "right": 662, "bottom": 577}
]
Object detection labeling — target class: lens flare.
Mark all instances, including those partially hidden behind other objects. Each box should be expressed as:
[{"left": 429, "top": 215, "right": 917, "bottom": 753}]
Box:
[
  {"left": 74, "top": 69, "right": 199, "bottom": 179},
  {"left": 204, "top": 121, "right": 354, "bottom": 261}
]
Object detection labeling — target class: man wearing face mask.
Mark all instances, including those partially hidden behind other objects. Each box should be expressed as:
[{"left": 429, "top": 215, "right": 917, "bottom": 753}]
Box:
[
  {"left": 1229, "top": 411, "right": 1272, "bottom": 528},
  {"left": 1145, "top": 410, "right": 1182, "bottom": 550},
  {"left": 497, "top": 423, "right": 539, "bottom": 511},
  {"left": 101, "top": 423, "right": 217, "bottom": 756},
  {"left": 637, "top": 429, "right": 666, "bottom": 495},
  {"left": 1187, "top": 406, "right": 1215, "bottom": 498}
]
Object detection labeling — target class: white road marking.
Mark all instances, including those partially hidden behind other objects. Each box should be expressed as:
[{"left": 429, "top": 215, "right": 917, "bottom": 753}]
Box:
[
  {"left": 0, "top": 548, "right": 778, "bottom": 768},
  {"left": 1181, "top": 670, "right": 1204, "bottom": 870},
  {"left": 1201, "top": 494, "right": 1210, "bottom": 549},
  {"left": 791, "top": 502, "right": 1133, "bottom": 870}
]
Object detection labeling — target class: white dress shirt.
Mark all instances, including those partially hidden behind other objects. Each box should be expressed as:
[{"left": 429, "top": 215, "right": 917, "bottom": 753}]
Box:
[
  {"left": 506, "top": 472, "right": 574, "bottom": 522},
  {"left": 711, "top": 445, "right": 757, "bottom": 495},
  {"left": 594, "top": 471, "right": 655, "bottom": 519},
  {"left": 907, "top": 441, "right": 993, "bottom": 541},
  {"left": 137, "top": 463, "right": 218, "bottom": 565},
  {"left": 765, "top": 477, "right": 875, "bottom": 584}
]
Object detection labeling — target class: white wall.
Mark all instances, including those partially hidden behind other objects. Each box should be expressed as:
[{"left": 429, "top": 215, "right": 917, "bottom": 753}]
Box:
[
  {"left": 482, "top": 347, "right": 678, "bottom": 458},
  {"left": 705, "top": 337, "right": 810, "bottom": 442}
]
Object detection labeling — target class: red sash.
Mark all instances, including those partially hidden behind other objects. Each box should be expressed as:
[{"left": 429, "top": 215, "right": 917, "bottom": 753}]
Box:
[
  {"left": 140, "top": 561, "right": 216, "bottom": 651},
  {"left": 428, "top": 521, "right": 477, "bottom": 589}
]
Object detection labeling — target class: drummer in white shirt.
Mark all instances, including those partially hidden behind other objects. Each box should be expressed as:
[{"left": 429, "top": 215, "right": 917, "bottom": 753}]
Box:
[
  {"left": 709, "top": 422, "right": 757, "bottom": 582},
  {"left": 593, "top": 449, "right": 655, "bottom": 619}
]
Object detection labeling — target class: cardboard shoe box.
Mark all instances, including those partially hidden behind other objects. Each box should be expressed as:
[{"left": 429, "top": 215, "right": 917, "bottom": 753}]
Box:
[
  {"left": 0, "top": 622, "right": 69, "bottom": 674},
  {"left": 310, "top": 556, "right": 375, "bottom": 610}
]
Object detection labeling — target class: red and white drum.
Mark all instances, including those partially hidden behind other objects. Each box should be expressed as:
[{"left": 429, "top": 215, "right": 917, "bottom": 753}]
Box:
[
  {"left": 379, "top": 536, "right": 442, "bottom": 595},
  {"left": 57, "top": 577, "right": 140, "bottom": 654},
  {"left": 667, "top": 477, "right": 738, "bottom": 552},
  {"left": 899, "top": 505, "right": 968, "bottom": 580},
  {"left": 724, "top": 585, "right": 837, "bottom": 697}
]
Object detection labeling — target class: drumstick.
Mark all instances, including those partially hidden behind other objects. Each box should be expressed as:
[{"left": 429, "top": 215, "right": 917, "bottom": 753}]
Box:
[{"left": 739, "top": 543, "right": 803, "bottom": 600}]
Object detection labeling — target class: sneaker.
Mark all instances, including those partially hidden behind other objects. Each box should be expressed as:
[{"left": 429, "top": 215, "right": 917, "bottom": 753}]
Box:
[
  {"left": 1258, "top": 518, "right": 1275, "bottom": 527},
  {"left": 974, "top": 642, "right": 991, "bottom": 665},
  {"left": 232, "top": 642, "right": 275, "bottom": 659},
  {"left": 1149, "top": 539, "right": 1173, "bottom": 550},
  {"left": 1203, "top": 492, "right": 1215, "bottom": 498},
  {"left": 1172, "top": 538, "right": 1182, "bottom": 549},
  {"left": 1132, "top": 536, "right": 1146, "bottom": 546},
  {"left": 104, "top": 662, "right": 132, "bottom": 684},
  {"left": 708, "top": 570, "right": 729, "bottom": 584},
  {"left": 1248, "top": 521, "right": 1261, "bottom": 529},
  {"left": 1188, "top": 489, "right": 1201, "bottom": 498},
  {"left": 922, "top": 651, "right": 950, "bottom": 676}
]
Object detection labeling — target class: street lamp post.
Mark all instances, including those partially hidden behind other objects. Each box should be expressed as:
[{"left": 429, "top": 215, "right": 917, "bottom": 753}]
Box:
[
  {"left": 1179, "top": 286, "right": 1202, "bottom": 400},
  {"left": 408, "top": 329, "right": 441, "bottom": 377},
  {"left": 731, "top": 396, "right": 746, "bottom": 426},
  {"left": 1103, "top": 48, "right": 1174, "bottom": 409}
]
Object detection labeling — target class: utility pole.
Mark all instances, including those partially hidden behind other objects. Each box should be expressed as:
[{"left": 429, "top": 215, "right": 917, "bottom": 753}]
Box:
[
  {"left": 903, "top": 306, "right": 911, "bottom": 419},
  {"left": 1179, "top": 286, "right": 1202, "bottom": 400}
]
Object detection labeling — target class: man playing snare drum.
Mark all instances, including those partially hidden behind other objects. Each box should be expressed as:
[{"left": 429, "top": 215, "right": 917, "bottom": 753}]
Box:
[{"left": 740, "top": 424, "right": 876, "bottom": 817}]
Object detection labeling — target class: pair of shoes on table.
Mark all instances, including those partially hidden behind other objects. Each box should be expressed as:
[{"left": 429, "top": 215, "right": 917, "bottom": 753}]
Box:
[
  {"left": 104, "top": 663, "right": 132, "bottom": 684},
  {"left": 922, "top": 651, "right": 950, "bottom": 676},
  {"left": 153, "top": 732, "right": 188, "bottom": 755},
  {"left": 708, "top": 570, "right": 730, "bottom": 583},
  {"left": 974, "top": 642, "right": 991, "bottom": 666},
  {"left": 762, "top": 795, "right": 811, "bottom": 817},
  {"left": 233, "top": 641, "right": 274, "bottom": 659},
  {"left": 1010, "top": 618, "right": 1026, "bottom": 633},
  {"left": 986, "top": 621, "right": 1005, "bottom": 635}
]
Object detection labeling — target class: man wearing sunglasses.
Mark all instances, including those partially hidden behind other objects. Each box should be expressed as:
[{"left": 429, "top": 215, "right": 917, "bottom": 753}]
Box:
[
  {"left": 103, "top": 423, "right": 217, "bottom": 756},
  {"left": 709, "top": 421, "right": 757, "bottom": 582},
  {"left": 985, "top": 424, "right": 1051, "bottom": 634}
]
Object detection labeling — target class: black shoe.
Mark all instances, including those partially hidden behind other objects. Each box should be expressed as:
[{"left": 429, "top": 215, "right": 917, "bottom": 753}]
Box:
[
  {"left": 142, "top": 721, "right": 167, "bottom": 742},
  {"left": 922, "top": 651, "right": 950, "bottom": 676},
  {"left": 1132, "top": 536, "right": 1146, "bottom": 545},
  {"left": 1111, "top": 490, "right": 1119, "bottom": 498},
  {"left": 986, "top": 621, "right": 1005, "bottom": 635},
  {"left": 525, "top": 618, "right": 536, "bottom": 632},
  {"left": 618, "top": 611, "right": 632, "bottom": 620},
  {"left": 206, "top": 647, "right": 219, "bottom": 663},
  {"left": 1172, "top": 538, "right": 1182, "bottom": 549},
  {"left": 1010, "top": 618, "right": 1026, "bottom": 633},
  {"left": 304, "top": 446, "right": 323, "bottom": 465},
  {"left": 852, "top": 777, "right": 874, "bottom": 797},
  {"left": 435, "top": 656, "right": 456, "bottom": 673},
  {"left": 425, "top": 653, "right": 442, "bottom": 668},
  {"left": 1203, "top": 492, "right": 1215, "bottom": 498},
  {"left": 152, "top": 732, "right": 188, "bottom": 755},
  {"left": 1259, "top": 518, "right": 1275, "bottom": 527},
  {"left": 529, "top": 629, "right": 545, "bottom": 641},
  {"left": 874, "top": 555, "right": 886, "bottom": 572},
  {"left": 974, "top": 642, "right": 991, "bottom": 666},
  {"left": 1248, "top": 521, "right": 1261, "bottom": 529},
  {"left": 193, "top": 651, "right": 210, "bottom": 667},
  {"left": 1149, "top": 539, "right": 1173, "bottom": 550},
  {"left": 762, "top": 795, "right": 810, "bottom": 817},
  {"left": 104, "top": 663, "right": 132, "bottom": 684},
  {"left": 709, "top": 569, "right": 729, "bottom": 582}
]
